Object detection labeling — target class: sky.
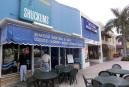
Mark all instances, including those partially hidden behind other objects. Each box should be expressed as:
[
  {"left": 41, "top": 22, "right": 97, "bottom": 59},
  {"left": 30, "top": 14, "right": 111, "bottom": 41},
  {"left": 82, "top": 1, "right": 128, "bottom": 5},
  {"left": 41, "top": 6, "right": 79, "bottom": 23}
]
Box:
[{"left": 56, "top": 0, "right": 129, "bottom": 25}]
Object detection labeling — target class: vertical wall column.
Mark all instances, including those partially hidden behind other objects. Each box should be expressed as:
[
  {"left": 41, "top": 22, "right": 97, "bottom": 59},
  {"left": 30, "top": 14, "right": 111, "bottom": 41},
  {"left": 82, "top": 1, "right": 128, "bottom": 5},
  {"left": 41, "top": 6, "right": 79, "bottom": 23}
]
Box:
[
  {"left": 80, "top": 48, "right": 83, "bottom": 69},
  {"left": 49, "top": 47, "right": 51, "bottom": 71},
  {"left": 80, "top": 48, "right": 89, "bottom": 69},
  {"left": 99, "top": 45, "right": 103, "bottom": 63},
  {"left": 98, "top": 27, "right": 103, "bottom": 63},
  {"left": 65, "top": 48, "right": 66, "bottom": 66},
  {"left": 31, "top": 46, "right": 34, "bottom": 73},
  {"left": 0, "top": 45, "right": 3, "bottom": 77},
  {"left": 58, "top": 48, "right": 60, "bottom": 65},
  {"left": 81, "top": 44, "right": 90, "bottom": 69}
]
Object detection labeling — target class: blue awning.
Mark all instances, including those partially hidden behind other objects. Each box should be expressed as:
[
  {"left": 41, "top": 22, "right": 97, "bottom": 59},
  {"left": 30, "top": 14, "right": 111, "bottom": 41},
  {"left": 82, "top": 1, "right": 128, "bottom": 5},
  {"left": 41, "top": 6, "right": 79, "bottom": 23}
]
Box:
[{"left": 1, "top": 23, "right": 84, "bottom": 48}]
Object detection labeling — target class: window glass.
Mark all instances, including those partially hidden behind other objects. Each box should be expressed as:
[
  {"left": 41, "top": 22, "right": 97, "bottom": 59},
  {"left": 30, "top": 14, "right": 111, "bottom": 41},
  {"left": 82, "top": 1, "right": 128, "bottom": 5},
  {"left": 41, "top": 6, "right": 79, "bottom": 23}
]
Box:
[
  {"left": 73, "top": 48, "right": 80, "bottom": 63},
  {"left": 34, "top": 46, "right": 41, "bottom": 68},
  {"left": 2, "top": 43, "right": 18, "bottom": 75},
  {"left": 34, "top": 46, "right": 49, "bottom": 69}
]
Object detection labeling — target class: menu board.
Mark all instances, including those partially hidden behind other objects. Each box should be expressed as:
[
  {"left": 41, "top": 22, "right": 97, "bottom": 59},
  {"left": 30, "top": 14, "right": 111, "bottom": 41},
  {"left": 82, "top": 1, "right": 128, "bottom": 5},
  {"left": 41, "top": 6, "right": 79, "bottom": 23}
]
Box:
[{"left": 67, "top": 54, "right": 74, "bottom": 63}]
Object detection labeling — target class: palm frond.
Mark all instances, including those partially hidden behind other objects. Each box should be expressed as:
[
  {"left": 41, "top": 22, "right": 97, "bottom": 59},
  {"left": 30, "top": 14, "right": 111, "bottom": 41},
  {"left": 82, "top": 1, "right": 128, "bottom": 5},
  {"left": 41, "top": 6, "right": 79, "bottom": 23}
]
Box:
[
  {"left": 116, "top": 35, "right": 122, "bottom": 39},
  {"left": 121, "top": 5, "right": 129, "bottom": 15},
  {"left": 111, "top": 8, "right": 120, "bottom": 17},
  {"left": 105, "top": 19, "right": 116, "bottom": 31}
]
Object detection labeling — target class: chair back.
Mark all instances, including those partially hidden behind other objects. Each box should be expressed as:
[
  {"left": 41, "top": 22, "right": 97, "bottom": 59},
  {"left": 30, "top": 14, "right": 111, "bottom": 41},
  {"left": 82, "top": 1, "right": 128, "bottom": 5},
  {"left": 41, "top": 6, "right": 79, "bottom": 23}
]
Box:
[
  {"left": 83, "top": 75, "right": 88, "bottom": 87},
  {"left": 55, "top": 65, "right": 64, "bottom": 70},
  {"left": 71, "top": 68, "right": 78, "bottom": 73},
  {"left": 98, "top": 71, "right": 111, "bottom": 77},
  {"left": 102, "top": 83, "right": 116, "bottom": 87},
  {"left": 69, "top": 68, "right": 78, "bottom": 78},
  {"left": 112, "top": 64, "right": 122, "bottom": 69},
  {"left": 124, "top": 75, "right": 129, "bottom": 81},
  {"left": 92, "top": 79, "right": 101, "bottom": 87}
]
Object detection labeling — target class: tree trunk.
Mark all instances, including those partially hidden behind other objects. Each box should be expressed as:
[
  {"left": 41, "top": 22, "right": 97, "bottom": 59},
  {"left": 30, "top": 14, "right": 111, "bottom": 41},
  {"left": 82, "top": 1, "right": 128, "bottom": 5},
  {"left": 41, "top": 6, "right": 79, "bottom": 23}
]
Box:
[{"left": 122, "top": 35, "right": 127, "bottom": 57}]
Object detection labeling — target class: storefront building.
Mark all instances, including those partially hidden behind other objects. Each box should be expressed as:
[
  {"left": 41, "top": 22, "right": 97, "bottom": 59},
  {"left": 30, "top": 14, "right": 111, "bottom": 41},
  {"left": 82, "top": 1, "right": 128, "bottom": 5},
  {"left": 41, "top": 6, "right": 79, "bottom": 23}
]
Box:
[
  {"left": 51, "top": 1, "right": 83, "bottom": 69},
  {"left": 101, "top": 31, "right": 116, "bottom": 60},
  {"left": 81, "top": 14, "right": 102, "bottom": 68},
  {"left": 0, "top": 0, "right": 84, "bottom": 86}
]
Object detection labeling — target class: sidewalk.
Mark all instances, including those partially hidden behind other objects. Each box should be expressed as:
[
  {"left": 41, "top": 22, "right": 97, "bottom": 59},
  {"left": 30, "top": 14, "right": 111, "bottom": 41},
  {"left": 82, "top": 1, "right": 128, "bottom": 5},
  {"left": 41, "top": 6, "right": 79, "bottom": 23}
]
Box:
[{"left": 8, "top": 57, "right": 129, "bottom": 87}]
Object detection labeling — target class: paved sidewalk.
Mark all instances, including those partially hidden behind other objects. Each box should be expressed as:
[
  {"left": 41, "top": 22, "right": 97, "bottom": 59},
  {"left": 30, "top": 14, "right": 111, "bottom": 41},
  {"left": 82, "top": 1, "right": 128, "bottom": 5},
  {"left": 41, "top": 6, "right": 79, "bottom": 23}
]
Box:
[{"left": 8, "top": 57, "right": 129, "bottom": 87}]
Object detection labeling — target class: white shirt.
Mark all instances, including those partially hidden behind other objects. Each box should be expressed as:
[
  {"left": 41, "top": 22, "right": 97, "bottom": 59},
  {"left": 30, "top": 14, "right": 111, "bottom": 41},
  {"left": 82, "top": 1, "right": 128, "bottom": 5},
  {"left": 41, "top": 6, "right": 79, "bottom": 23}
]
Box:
[{"left": 41, "top": 54, "right": 50, "bottom": 63}]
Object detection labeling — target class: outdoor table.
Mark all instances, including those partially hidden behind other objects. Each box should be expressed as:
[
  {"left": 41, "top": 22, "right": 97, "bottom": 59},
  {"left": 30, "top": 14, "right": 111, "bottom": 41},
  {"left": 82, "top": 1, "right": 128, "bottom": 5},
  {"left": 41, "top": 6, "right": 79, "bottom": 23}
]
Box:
[
  {"left": 34, "top": 71, "right": 58, "bottom": 87},
  {"left": 94, "top": 76, "right": 129, "bottom": 87},
  {"left": 107, "top": 69, "right": 129, "bottom": 77}
]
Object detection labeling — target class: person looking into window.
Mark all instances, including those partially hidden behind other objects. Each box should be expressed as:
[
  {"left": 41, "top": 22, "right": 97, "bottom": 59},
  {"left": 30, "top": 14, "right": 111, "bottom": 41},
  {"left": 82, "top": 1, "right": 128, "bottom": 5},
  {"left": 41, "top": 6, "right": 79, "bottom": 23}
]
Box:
[{"left": 41, "top": 50, "right": 50, "bottom": 72}]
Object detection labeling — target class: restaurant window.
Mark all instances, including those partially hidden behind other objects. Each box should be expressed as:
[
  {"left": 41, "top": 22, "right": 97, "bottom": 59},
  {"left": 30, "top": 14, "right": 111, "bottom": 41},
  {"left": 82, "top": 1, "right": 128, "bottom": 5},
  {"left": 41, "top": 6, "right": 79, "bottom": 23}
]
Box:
[
  {"left": 2, "top": 43, "right": 18, "bottom": 75},
  {"left": 34, "top": 46, "right": 49, "bottom": 69},
  {"left": 66, "top": 48, "right": 74, "bottom": 64},
  {"left": 2, "top": 44, "right": 32, "bottom": 75},
  {"left": 34, "top": 46, "right": 41, "bottom": 68},
  {"left": 73, "top": 48, "right": 80, "bottom": 63}
]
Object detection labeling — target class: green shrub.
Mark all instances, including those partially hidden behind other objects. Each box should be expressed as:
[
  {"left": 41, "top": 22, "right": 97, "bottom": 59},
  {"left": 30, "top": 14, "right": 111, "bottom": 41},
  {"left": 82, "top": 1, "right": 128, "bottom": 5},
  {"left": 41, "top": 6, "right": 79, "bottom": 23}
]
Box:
[{"left": 121, "top": 56, "right": 129, "bottom": 61}]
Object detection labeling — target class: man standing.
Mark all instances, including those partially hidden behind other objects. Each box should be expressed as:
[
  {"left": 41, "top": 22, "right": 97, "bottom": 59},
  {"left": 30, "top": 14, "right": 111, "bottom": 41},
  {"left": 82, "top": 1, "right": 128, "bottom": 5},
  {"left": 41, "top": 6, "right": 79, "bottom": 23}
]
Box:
[
  {"left": 18, "top": 54, "right": 27, "bottom": 82},
  {"left": 41, "top": 51, "right": 50, "bottom": 72}
]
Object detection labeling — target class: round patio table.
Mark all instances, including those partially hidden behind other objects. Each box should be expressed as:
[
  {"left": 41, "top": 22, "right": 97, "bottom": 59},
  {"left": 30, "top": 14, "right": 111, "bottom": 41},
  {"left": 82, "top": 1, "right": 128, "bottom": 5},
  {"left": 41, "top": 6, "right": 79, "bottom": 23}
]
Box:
[
  {"left": 34, "top": 71, "right": 58, "bottom": 87},
  {"left": 107, "top": 69, "right": 129, "bottom": 77},
  {"left": 94, "top": 76, "right": 129, "bottom": 87}
]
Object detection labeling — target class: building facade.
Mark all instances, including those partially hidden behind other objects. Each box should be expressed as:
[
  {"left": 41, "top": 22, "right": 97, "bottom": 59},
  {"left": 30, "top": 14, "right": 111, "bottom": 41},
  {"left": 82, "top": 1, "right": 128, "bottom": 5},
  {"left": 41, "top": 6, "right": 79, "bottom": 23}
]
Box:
[
  {"left": 0, "top": 0, "right": 85, "bottom": 86},
  {"left": 99, "top": 23, "right": 116, "bottom": 61},
  {"left": 81, "top": 13, "right": 102, "bottom": 68}
]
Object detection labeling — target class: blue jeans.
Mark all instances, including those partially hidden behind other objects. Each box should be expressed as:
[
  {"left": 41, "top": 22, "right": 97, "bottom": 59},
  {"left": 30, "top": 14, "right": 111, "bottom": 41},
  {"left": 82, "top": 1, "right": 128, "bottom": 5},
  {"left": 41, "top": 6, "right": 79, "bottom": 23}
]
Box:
[
  {"left": 20, "top": 65, "right": 27, "bottom": 81},
  {"left": 42, "top": 63, "right": 49, "bottom": 72}
]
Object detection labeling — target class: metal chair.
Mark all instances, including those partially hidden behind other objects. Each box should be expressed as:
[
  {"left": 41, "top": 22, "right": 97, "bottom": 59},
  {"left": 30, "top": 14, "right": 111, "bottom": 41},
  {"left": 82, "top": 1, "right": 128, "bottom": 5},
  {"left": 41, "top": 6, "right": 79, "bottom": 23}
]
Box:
[
  {"left": 55, "top": 65, "right": 66, "bottom": 83},
  {"left": 55, "top": 65, "right": 64, "bottom": 70},
  {"left": 69, "top": 68, "right": 78, "bottom": 84},
  {"left": 26, "top": 77, "right": 36, "bottom": 87},
  {"left": 102, "top": 83, "right": 116, "bottom": 87},
  {"left": 112, "top": 64, "right": 122, "bottom": 69},
  {"left": 92, "top": 79, "right": 102, "bottom": 87},
  {"left": 124, "top": 75, "right": 129, "bottom": 81},
  {"left": 83, "top": 75, "right": 93, "bottom": 87},
  {"left": 32, "top": 69, "right": 44, "bottom": 87},
  {"left": 98, "top": 71, "right": 111, "bottom": 77}
]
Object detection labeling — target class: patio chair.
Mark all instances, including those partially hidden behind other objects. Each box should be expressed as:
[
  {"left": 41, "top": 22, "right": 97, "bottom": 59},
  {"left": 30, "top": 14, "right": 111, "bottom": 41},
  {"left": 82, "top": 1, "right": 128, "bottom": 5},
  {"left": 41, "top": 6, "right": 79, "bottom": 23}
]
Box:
[
  {"left": 55, "top": 65, "right": 65, "bottom": 83},
  {"left": 51, "top": 69, "right": 59, "bottom": 84},
  {"left": 32, "top": 69, "right": 44, "bottom": 87},
  {"left": 83, "top": 75, "right": 93, "bottom": 87},
  {"left": 69, "top": 68, "right": 78, "bottom": 84},
  {"left": 98, "top": 71, "right": 111, "bottom": 77},
  {"left": 123, "top": 75, "right": 129, "bottom": 81},
  {"left": 92, "top": 79, "right": 102, "bottom": 87},
  {"left": 55, "top": 65, "right": 64, "bottom": 70},
  {"left": 112, "top": 64, "right": 122, "bottom": 69},
  {"left": 26, "top": 76, "right": 36, "bottom": 87},
  {"left": 102, "top": 83, "right": 116, "bottom": 87}
]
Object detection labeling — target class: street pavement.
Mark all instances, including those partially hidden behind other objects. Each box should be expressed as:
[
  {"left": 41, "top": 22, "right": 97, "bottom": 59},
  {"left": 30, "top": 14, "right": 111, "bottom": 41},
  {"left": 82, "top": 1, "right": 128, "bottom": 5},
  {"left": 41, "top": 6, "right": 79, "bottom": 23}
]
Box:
[{"left": 8, "top": 57, "right": 129, "bottom": 87}]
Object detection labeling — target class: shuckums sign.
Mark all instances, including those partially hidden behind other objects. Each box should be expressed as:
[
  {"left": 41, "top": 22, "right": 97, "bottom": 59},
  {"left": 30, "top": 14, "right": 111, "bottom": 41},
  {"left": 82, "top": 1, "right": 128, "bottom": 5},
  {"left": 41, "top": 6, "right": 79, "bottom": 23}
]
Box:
[{"left": 20, "top": 0, "right": 51, "bottom": 25}]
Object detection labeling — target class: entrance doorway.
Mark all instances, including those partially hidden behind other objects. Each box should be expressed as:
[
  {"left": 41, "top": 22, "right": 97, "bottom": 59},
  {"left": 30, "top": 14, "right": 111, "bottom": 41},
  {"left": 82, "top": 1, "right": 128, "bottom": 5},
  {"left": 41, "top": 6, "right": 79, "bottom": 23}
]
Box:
[
  {"left": 60, "top": 48, "right": 65, "bottom": 65},
  {"left": 51, "top": 47, "right": 58, "bottom": 69},
  {"left": 88, "top": 45, "right": 99, "bottom": 59}
]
